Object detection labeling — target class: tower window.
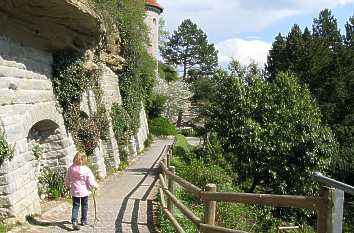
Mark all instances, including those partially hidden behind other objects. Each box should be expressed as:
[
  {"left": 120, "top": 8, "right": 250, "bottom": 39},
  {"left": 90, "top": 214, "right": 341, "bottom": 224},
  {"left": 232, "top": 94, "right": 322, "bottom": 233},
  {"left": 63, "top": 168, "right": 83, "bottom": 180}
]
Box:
[{"left": 153, "top": 18, "right": 157, "bottom": 25}]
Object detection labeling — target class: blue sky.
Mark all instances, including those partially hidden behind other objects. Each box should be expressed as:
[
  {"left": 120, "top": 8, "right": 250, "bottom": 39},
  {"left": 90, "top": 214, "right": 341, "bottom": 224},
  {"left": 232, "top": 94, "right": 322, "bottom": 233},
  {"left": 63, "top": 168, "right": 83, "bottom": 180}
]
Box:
[{"left": 158, "top": 0, "right": 354, "bottom": 66}]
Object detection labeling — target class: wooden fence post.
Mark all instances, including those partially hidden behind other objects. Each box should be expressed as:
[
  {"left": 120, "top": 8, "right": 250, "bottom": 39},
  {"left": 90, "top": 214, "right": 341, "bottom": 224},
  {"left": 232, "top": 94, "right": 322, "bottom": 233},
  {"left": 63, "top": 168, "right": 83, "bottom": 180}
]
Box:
[
  {"left": 162, "top": 157, "right": 168, "bottom": 186},
  {"left": 168, "top": 166, "right": 176, "bottom": 214},
  {"left": 317, "top": 186, "right": 343, "bottom": 233},
  {"left": 167, "top": 151, "right": 171, "bottom": 168},
  {"left": 204, "top": 183, "right": 217, "bottom": 226}
]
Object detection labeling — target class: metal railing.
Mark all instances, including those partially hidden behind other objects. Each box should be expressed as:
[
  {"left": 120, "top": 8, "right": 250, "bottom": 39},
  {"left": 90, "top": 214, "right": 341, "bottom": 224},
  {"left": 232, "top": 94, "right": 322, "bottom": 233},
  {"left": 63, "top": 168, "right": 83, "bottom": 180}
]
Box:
[
  {"left": 313, "top": 172, "right": 354, "bottom": 196},
  {"left": 312, "top": 172, "right": 354, "bottom": 232}
]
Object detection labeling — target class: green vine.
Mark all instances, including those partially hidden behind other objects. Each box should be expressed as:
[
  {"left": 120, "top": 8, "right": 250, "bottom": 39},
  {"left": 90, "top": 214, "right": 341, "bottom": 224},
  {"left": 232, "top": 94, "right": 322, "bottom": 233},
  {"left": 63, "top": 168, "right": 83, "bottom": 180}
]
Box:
[
  {"left": 92, "top": 0, "right": 156, "bottom": 143},
  {"left": 0, "top": 129, "right": 14, "bottom": 165},
  {"left": 111, "top": 103, "right": 131, "bottom": 145},
  {"left": 52, "top": 51, "right": 109, "bottom": 155}
]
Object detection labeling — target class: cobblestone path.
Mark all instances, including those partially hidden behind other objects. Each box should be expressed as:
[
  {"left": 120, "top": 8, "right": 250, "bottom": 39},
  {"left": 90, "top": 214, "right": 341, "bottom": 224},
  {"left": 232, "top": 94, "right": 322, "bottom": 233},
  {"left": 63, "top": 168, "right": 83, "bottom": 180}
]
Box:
[{"left": 11, "top": 139, "right": 171, "bottom": 233}]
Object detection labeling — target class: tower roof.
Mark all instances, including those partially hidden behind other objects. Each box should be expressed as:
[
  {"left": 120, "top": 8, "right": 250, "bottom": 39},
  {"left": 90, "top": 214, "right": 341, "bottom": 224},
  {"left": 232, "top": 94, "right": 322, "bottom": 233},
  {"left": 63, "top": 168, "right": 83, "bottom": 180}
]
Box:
[{"left": 145, "top": 0, "right": 163, "bottom": 13}]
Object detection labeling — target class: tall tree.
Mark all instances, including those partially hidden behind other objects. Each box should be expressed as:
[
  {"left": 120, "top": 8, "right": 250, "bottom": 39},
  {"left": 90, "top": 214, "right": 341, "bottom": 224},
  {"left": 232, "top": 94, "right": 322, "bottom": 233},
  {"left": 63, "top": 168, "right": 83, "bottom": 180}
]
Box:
[
  {"left": 208, "top": 62, "right": 335, "bottom": 195},
  {"left": 344, "top": 15, "right": 354, "bottom": 47},
  {"left": 161, "top": 19, "right": 218, "bottom": 81},
  {"left": 266, "top": 33, "right": 287, "bottom": 78}
]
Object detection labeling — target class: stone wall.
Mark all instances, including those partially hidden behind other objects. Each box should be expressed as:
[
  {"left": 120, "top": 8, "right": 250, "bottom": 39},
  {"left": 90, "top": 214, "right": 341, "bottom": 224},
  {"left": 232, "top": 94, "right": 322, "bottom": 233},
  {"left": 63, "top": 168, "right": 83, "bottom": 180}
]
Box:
[
  {"left": 136, "top": 104, "right": 149, "bottom": 152},
  {"left": 99, "top": 65, "right": 122, "bottom": 169},
  {"left": 0, "top": 0, "right": 155, "bottom": 222},
  {"left": 0, "top": 37, "right": 76, "bottom": 221}
]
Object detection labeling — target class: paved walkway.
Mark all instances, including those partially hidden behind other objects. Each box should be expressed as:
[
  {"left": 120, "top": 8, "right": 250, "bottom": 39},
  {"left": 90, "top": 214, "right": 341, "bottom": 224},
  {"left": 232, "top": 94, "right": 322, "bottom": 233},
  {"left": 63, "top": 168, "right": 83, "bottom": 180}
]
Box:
[
  {"left": 185, "top": 137, "right": 201, "bottom": 147},
  {"left": 11, "top": 139, "right": 171, "bottom": 233}
]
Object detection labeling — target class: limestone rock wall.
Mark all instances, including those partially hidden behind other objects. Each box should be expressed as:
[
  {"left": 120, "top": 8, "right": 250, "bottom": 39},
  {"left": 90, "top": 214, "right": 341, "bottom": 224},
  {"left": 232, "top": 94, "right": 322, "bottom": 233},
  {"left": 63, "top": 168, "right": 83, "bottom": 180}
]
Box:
[
  {"left": 136, "top": 104, "right": 149, "bottom": 152},
  {"left": 0, "top": 37, "right": 76, "bottom": 221},
  {"left": 0, "top": 0, "right": 153, "bottom": 222},
  {"left": 78, "top": 64, "right": 122, "bottom": 177},
  {"left": 99, "top": 65, "right": 122, "bottom": 169}
]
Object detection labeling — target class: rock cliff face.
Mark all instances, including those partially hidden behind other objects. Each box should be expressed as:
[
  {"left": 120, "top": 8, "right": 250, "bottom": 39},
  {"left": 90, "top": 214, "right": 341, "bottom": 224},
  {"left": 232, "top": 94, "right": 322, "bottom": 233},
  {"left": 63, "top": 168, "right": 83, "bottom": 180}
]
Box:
[
  {"left": 0, "top": 0, "right": 151, "bottom": 222},
  {"left": 0, "top": 36, "right": 77, "bottom": 221},
  {"left": 0, "top": 0, "right": 103, "bottom": 51}
]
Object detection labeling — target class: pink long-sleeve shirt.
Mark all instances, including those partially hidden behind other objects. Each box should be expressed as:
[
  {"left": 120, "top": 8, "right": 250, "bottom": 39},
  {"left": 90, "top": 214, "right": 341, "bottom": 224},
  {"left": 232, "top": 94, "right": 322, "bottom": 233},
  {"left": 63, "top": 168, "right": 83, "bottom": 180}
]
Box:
[{"left": 64, "top": 165, "right": 97, "bottom": 197}]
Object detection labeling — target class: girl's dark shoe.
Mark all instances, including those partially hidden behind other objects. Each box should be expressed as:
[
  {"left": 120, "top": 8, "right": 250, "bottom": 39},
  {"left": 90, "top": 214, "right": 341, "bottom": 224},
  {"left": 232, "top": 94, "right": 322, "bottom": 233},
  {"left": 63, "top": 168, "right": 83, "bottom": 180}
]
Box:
[
  {"left": 73, "top": 222, "right": 80, "bottom": 230},
  {"left": 81, "top": 221, "right": 89, "bottom": 226}
]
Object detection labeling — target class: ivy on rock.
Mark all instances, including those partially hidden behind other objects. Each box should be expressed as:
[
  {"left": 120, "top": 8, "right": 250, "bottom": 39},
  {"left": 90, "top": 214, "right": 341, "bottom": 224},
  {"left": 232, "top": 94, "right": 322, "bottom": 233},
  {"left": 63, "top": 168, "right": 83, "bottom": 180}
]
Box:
[{"left": 52, "top": 51, "right": 109, "bottom": 155}]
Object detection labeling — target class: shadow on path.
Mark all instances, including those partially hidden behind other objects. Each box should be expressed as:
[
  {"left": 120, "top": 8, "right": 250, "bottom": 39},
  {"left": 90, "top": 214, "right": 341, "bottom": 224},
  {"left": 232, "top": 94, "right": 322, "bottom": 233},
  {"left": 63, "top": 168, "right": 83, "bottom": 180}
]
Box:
[
  {"left": 115, "top": 145, "right": 167, "bottom": 233},
  {"left": 26, "top": 216, "right": 74, "bottom": 231}
]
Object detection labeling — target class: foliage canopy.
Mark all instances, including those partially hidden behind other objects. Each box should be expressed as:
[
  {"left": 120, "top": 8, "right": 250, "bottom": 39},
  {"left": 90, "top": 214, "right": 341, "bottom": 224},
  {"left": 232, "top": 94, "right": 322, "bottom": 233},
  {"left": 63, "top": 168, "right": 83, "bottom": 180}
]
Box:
[
  {"left": 208, "top": 62, "right": 336, "bottom": 195},
  {"left": 161, "top": 19, "right": 218, "bottom": 81}
]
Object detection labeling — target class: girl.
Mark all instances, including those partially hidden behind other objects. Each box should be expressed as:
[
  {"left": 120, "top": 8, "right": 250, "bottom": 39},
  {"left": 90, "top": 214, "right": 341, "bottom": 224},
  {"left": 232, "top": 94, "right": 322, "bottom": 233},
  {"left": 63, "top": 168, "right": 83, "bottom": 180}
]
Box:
[{"left": 64, "top": 152, "right": 98, "bottom": 230}]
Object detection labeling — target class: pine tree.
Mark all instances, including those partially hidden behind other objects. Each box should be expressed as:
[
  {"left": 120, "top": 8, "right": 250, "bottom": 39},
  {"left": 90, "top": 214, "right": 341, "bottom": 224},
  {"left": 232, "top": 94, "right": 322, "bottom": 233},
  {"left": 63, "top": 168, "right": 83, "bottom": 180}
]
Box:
[
  {"left": 160, "top": 19, "right": 218, "bottom": 81},
  {"left": 310, "top": 9, "right": 344, "bottom": 124},
  {"left": 266, "top": 33, "right": 287, "bottom": 78},
  {"left": 344, "top": 15, "right": 354, "bottom": 47}
]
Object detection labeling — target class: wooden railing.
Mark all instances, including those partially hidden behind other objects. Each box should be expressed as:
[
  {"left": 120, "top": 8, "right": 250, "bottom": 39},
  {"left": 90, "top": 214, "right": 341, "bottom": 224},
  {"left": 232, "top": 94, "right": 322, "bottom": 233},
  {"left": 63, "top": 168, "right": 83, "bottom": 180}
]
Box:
[{"left": 158, "top": 144, "right": 341, "bottom": 233}]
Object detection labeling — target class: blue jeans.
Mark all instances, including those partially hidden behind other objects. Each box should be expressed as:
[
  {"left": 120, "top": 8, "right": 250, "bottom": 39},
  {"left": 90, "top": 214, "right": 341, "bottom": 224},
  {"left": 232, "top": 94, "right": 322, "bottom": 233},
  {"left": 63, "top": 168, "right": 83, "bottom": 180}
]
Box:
[{"left": 71, "top": 196, "right": 88, "bottom": 224}]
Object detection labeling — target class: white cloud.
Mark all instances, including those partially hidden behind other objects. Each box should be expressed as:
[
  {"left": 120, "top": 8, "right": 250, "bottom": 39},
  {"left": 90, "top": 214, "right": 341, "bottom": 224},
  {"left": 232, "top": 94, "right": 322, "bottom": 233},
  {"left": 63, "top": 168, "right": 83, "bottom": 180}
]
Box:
[
  {"left": 159, "top": 0, "right": 354, "bottom": 42},
  {"left": 216, "top": 38, "right": 272, "bottom": 67}
]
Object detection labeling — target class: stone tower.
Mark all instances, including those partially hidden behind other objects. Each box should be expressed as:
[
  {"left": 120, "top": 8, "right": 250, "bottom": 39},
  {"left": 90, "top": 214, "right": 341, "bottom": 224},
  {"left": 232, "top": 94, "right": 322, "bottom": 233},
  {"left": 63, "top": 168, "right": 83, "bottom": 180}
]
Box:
[{"left": 144, "top": 0, "right": 163, "bottom": 60}]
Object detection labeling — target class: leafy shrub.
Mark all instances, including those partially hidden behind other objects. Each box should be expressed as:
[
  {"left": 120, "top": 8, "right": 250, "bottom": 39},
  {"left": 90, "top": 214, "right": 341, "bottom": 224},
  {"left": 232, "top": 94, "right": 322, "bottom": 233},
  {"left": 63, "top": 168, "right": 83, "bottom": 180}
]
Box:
[
  {"left": 147, "top": 94, "right": 167, "bottom": 118},
  {"left": 118, "top": 161, "right": 129, "bottom": 171},
  {"left": 0, "top": 129, "right": 14, "bottom": 165},
  {"left": 52, "top": 51, "right": 109, "bottom": 155},
  {"left": 149, "top": 117, "right": 177, "bottom": 136},
  {"left": 179, "top": 127, "right": 196, "bottom": 137},
  {"left": 158, "top": 63, "right": 179, "bottom": 82},
  {"left": 38, "top": 168, "right": 68, "bottom": 199},
  {"left": 74, "top": 117, "right": 100, "bottom": 155},
  {"left": 209, "top": 68, "right": 336, "bottom": 195},
  {"left": 93, "top": 0, "right": 156, "bottom": 135},
  {"left": 111, "top": 103, "right": 131, "bottom": 145},
  {"left": 0, "top": 224, "right": 7, "bottom": 233},
  {"left": 164, "top": 134, "right": 316, "bottom": 233},
  {"left": 119, "top": 148, "right": 129, "bottom": 163}
]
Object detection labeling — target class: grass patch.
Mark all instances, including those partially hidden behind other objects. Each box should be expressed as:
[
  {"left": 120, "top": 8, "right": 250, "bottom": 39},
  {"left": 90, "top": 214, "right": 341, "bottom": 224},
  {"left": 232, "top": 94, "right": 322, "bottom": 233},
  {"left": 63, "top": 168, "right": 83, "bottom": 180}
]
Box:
[
  {"left": 149, "top": 117, "right": 177, "bottom": 136},
  {"left": 0, "top": 224, "right": 7, "bottom": 233}
]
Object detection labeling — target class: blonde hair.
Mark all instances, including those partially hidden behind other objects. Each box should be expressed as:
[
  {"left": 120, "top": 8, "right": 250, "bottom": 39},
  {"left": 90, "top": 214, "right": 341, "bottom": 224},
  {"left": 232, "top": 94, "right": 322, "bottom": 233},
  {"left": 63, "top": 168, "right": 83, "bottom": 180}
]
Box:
[{"left": 73, "top": 152, "right": 87, "bottom": 166}]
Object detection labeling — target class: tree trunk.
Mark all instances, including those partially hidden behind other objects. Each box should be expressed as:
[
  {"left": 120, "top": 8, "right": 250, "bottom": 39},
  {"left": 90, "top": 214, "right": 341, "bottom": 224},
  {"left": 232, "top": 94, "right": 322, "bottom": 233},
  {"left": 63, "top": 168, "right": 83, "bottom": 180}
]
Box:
[
  {"left": 248, "top": 176, "right": 259, "bottom": 193},
  {"left": 183, "top": 59, "right": 187, "bottom": 80},
  {"left": 176, "top": 111, "right": 183, "bottom": 128}
]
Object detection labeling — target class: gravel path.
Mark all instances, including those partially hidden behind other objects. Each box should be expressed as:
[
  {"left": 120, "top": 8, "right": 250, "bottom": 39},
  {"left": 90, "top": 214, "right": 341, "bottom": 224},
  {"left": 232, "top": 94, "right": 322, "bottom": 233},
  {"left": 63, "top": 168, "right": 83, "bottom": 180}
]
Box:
[{"left": 11, "top": 139, "right": 171, "bottom": 233}]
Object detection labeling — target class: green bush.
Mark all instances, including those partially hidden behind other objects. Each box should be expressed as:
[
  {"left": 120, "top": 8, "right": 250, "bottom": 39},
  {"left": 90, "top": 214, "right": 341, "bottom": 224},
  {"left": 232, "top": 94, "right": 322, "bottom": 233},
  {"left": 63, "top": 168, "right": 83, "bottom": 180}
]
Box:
[
  {"left": 149, "top": 117, "right": 177, "bottom": 136},
  {"left": 0, "top": 224, "right": 7, "bottom": 233},
  {"left": 159, "top": 134, "right": 316, "bottom": 233},
  {"left": 0, "top": 129, "right": 14, "bottom": 165},
  {"left": 158, "top": 63, "right": 179, "bottom": 82},
  {"left": 38, "top": 168, "right": 68, "bottom": 199},
  {"left": 111, "top": 103, "right": 131, "bottom": 145},
  {"left": 147, "top": 94, "right": 167, "bottom": 118},
  {"left": 179, "top": 127, "right": 196, "bottom": 137}
]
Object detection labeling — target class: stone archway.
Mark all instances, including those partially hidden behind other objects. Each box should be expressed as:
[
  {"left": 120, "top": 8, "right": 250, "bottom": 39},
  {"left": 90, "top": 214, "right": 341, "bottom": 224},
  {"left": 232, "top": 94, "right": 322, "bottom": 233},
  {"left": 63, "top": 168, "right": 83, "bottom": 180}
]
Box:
[{"left": 27, "top": 119, "right": 73, "bottom": 177}]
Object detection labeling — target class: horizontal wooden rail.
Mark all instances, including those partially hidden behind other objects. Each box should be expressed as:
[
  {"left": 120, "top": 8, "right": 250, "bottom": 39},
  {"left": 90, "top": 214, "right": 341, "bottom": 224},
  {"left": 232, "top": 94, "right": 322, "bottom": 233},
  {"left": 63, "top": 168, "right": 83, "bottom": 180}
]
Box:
[
  {"left": 159, "top": 188, "right": 186, "bottom": 233},
  {"left": 163, "top": 188, "right": 202, "bottom": 226},
  {"left": 200, "top": 192, "right": 323, "bottom": 210},
  {"left": 160, "top": 161, "right": 202, "bottom": 196},
  {"left": 158, "top": 142, "right": 336, "bottom": 233},
  {"left": 200, "top": 223, "right": 249, "bottom": 233}
]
